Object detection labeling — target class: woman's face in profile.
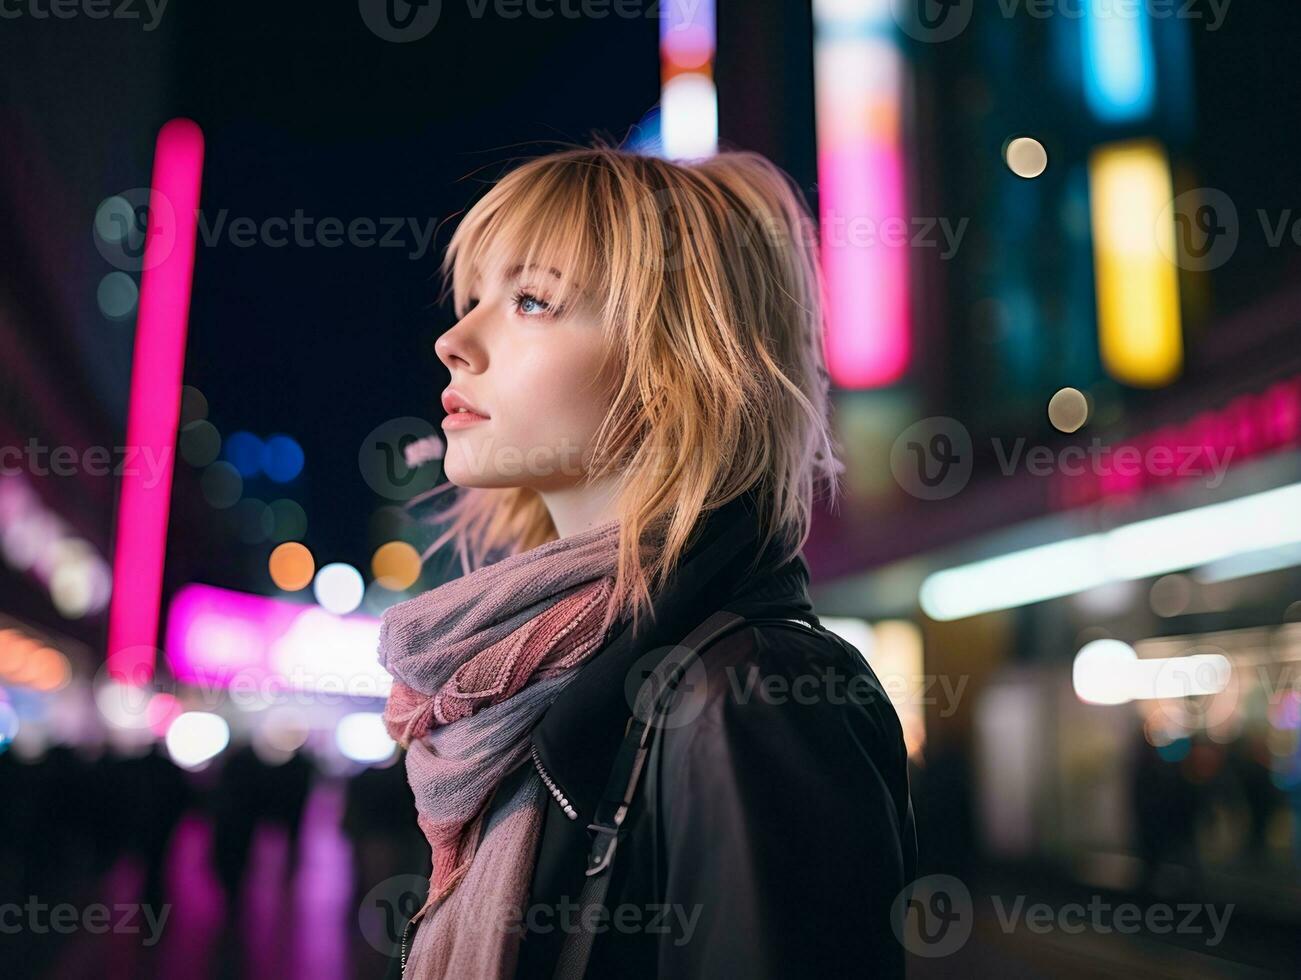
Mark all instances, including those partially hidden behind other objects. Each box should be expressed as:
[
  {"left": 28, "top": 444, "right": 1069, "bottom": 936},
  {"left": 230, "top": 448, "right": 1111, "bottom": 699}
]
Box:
[{"left": 434, "top": 260, "right": 618, "bottom": 491}]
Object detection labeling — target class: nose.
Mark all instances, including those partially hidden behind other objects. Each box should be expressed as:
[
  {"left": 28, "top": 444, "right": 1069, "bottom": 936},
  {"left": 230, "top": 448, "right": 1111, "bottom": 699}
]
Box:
[{"left": 434, "top": 312, "right": 486, "bottom": 374}]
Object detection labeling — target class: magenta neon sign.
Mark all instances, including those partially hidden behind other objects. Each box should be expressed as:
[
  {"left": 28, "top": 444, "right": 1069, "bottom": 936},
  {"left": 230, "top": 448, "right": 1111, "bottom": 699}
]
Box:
[
  {"left": 1052, "top": 375, "right": 1301, "bottom": 509},
  {"left": 164, "top": 583, "right": 390, "bottom": 699}
]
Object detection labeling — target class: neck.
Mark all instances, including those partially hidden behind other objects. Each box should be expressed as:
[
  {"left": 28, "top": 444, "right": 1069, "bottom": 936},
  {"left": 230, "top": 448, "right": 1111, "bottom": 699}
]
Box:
[{"left": 539, "top": 473, "right": 624, "bottom": 539}]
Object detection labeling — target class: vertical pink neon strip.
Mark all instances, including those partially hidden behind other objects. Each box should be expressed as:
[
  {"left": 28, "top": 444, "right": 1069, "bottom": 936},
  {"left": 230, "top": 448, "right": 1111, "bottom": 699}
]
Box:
[
  {"left": 814, "top": 35, "right": 911, "bottom": 389},
  {"left": 106, "top": 118, "right": 205, "bottom": 683}
]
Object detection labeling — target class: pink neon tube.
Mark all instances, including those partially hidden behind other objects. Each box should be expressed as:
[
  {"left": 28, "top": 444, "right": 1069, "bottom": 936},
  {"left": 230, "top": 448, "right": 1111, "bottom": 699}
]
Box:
[{"left": 106, "top": 118, "right": 205, "bottom": 683}]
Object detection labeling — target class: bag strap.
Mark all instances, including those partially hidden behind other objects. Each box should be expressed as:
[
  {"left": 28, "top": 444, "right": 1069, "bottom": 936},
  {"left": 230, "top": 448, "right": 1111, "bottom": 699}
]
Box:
[{"left": 549, "top": 609, "right": 751, "bottom": 980}]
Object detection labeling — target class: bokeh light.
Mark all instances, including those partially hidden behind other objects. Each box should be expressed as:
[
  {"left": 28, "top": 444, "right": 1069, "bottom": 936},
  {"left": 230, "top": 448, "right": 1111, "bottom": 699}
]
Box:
[
  {"left": 47, "top": 538, "right": 113, "bottom": 618},
  {"left": 313, "top": 562, "right": 365, "bottom": 615},
  {"left": 97, "top": 271, "right": 139, "bottom": 320},
  {"left": 0, "top": 631, "right": 68, "bottom": 692},
  {"left": 180, "top": 419, "right": 221, "bottom": 466},
  {"left": 1047, "top": 387, "right": 1089, "bottom": 433},
  {"left": 1072, "top": 639, "right": 1138, "bottom": 705},
  {"left": 371, "top": 541, "right": 422, "bottom": 591},
  {"left": 335, "top": 712, "right": 396, "bottom": 764},
  {"left": 223, "top": 431, "right": 264, "bottom": 478},
  {"left": 1150, "top": 574, "right": 1193, "bottom": 617},
  {"left": 201, "top": 461, "right": 243, "bottom": 508},
  {"left": 1004, "top": 135, "right": 1048, "bottom": 178},
  {"left": 179, "top": 385, "right": 209, "bottom": 425},
  {"left": 269, "top": 541, "right": 315, "bottom": 591},
  {"left": 268, "top": 499, "right": 308, "bottom": 542},
  {"left": 262, "top": 434, "right": 304, "bottom": 482},
  {"left": 165, "top": 711, "right": 231, "bottom": 769}
]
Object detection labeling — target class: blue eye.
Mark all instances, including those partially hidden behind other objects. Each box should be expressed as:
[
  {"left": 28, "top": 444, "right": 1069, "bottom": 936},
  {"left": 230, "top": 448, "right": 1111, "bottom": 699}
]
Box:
[{"left": 513, "top": 289, "right": 557, "bottom": 317}]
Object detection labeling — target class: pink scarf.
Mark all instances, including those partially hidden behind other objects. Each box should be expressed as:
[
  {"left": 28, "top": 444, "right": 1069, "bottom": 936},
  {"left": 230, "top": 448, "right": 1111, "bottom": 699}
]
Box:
[{"left": 377, "top": 517, "right": 624, "bottom": 978}]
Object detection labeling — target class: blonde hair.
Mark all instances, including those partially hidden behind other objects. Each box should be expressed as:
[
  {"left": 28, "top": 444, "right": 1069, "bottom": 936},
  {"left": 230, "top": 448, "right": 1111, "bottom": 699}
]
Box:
[{"left": 412, "top": 138, "right": 845, "bottom": 637}]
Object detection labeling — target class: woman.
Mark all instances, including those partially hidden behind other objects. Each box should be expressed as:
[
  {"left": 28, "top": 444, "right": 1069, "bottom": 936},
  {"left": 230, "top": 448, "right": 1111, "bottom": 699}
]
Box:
[{"left": 378, "top": 141, "right": 917, "bottom": 979}]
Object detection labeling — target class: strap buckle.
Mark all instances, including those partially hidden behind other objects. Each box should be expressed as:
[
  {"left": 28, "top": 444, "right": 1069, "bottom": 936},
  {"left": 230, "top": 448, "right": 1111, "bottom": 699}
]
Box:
[{"left": 584, "top": 820, "right": 621, "bottom": 876}]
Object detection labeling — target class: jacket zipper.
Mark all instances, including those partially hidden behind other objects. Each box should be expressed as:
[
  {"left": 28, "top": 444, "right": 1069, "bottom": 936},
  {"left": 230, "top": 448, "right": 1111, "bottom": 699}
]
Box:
[
  {"left": 400, "top": 889, "right": 437, "bottom": 978},
  {"left": 531, "top": 742, "right": 579, "bottom": 820}
]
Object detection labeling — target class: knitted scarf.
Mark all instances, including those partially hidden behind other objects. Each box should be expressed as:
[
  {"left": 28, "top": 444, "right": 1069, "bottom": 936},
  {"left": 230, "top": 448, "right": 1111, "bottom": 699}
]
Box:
[{"left": 377, "top": 517, "right": 624, "bottom": 978}]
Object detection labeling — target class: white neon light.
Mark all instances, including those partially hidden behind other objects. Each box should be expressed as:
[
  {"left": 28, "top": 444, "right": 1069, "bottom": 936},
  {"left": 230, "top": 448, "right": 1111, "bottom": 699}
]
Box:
[
  {"left": 1072, "top": 639, "right": 1231, "bottom": 706},
  {"left": 921, "top": 482, "right": 1301, "bottom": 621}
]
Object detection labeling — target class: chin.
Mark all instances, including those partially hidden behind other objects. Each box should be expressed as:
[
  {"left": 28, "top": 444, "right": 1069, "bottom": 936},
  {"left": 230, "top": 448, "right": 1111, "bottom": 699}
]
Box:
[{"left": 442, "top": 465, "right": 520, "bottom": 490}]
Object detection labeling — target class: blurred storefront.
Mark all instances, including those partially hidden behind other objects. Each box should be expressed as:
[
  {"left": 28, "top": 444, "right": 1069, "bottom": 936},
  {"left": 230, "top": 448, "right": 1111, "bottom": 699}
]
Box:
[{"left": 803, "top": 1, "right": 1301, "bottom": 955}]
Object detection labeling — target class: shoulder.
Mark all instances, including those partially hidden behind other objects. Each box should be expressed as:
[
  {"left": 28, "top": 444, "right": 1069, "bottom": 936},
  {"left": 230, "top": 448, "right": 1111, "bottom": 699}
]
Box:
[
  {"left": 650, "top": 618, "right": 915, "bottom": 856},
  {"left": 657, "top": 619, "right": 909, "bottom": 776}
]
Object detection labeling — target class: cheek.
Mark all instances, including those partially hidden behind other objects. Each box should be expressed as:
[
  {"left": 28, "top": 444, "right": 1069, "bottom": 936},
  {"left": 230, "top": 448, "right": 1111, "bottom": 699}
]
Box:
[{"left": 503, "top": 345, "right": 616, "bottom": 450}]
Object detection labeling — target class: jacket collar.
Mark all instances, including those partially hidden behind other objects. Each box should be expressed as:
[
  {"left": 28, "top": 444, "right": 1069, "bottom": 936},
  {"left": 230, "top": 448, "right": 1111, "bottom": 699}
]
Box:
[{"left": 531, "top": 491, "right": 817, "bottom": 820}]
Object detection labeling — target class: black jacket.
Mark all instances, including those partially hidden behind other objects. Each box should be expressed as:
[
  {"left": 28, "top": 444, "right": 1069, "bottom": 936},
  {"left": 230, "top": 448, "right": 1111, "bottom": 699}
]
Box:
[{"left": 390, "top": 495, "right": 917, "bottom": 978}]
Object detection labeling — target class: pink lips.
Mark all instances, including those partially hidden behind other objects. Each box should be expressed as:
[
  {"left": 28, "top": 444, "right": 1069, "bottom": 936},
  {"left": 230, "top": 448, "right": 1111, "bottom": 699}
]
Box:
[
  {"left": 441, "top": 411, "right": 489, "bottom": 430},
  {"left": 441, "top": 387, "right": 490, "bottom": 429}
]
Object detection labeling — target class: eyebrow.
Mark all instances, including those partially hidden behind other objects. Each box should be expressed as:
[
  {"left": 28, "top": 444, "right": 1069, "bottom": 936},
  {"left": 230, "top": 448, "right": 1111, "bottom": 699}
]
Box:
[
  {"left": 467, "top": 263, "right": 564, "bottom": 292},
  {"left": 505, "top": 263, "right": 564, "bottom": 282}
]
